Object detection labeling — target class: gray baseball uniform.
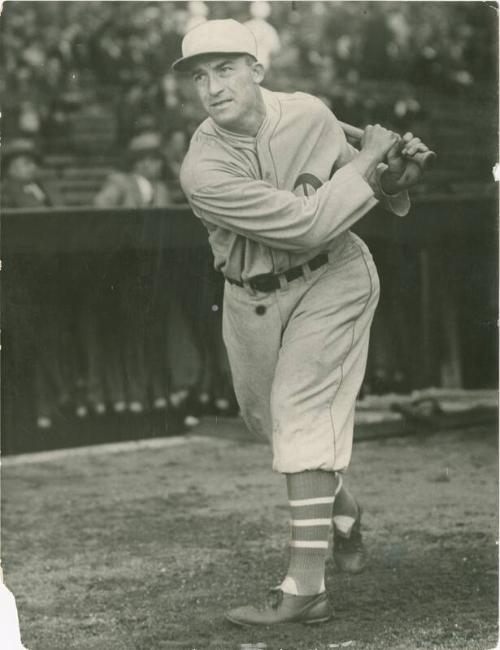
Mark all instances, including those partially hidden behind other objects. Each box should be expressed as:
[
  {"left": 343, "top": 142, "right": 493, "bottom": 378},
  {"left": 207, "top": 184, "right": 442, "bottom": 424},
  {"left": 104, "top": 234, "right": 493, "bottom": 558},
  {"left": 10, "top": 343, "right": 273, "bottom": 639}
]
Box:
[{"left": 181, "top": 88, "right": 409, "bottom": 473}]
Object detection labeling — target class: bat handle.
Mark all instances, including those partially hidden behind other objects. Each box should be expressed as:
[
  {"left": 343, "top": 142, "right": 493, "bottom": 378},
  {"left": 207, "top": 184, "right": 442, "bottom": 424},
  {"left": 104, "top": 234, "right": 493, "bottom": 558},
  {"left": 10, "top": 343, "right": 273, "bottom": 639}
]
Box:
[
  {"left": 338, "top": 121, "right": 437, "bottom": 171},
  {"left": 408, "top": 149, "right": 437, "bottom": 171}
]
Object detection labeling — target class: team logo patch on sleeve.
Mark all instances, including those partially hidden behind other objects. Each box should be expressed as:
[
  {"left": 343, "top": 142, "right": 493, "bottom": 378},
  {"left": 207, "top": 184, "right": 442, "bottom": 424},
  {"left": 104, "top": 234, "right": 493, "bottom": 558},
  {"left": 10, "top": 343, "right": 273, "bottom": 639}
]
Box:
[{"left": 293, "top": 173, "right": 323, "bottom": 197}]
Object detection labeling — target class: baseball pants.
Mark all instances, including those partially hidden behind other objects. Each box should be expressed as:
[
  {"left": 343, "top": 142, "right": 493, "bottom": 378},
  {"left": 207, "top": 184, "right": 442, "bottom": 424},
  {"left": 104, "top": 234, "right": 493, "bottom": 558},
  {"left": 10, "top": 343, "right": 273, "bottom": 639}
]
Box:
[{"left": 222, "top": 231, "right": 380, "bottom": 474}]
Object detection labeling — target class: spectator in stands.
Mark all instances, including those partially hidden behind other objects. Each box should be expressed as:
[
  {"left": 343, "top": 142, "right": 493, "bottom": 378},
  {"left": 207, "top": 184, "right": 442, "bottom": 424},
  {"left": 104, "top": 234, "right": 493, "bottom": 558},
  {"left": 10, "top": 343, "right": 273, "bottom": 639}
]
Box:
[
  {"left": 39, "top": 50, "right": 66, "bottom": 99},
  {"left": 265, "top": 27, "right": 301, "bottom": 89},
  {"left": 0, "top": 138, "right": 62, "bottom": 207},
  {"left": 95, "top": 131, "right": 169, "bottom": 207},
  {"left": 17, "top": 100, "right": 42, "bottom": 140},
  {"left": 162, "top": 127, "right": 189, "bottom": 204},
  {"left": 244, "top": 1, "right": 281, "bottom": 71},
  {"left": 115, "top": 85, "right": 158, "bottom": 146},
  {"left": 186, "top": 1, "right": 208, "bottom": 33},
  {"left": 1, "top": 139, "right": 70, "bottom": 430},
  {"left": 151, "top": 72, "right": 185, "bottom": 138}
]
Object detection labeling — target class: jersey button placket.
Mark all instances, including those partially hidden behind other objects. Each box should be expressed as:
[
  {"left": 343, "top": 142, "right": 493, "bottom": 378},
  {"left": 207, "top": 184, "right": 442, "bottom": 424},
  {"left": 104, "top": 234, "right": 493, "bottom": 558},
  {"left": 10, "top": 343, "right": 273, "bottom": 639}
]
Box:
[
  {"left": 257, "top": 140, "right": 281, "bottom": 280},
  {"left": 257, "top": 144, "right": 276, "bottom": 185}
]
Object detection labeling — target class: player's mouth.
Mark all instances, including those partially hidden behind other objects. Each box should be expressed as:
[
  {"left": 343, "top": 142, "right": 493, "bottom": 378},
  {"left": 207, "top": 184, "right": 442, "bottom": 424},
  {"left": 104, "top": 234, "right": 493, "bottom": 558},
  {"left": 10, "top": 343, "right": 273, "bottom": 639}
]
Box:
[{"left": 211, "top": 99, "right": 233, "bottom": 109}]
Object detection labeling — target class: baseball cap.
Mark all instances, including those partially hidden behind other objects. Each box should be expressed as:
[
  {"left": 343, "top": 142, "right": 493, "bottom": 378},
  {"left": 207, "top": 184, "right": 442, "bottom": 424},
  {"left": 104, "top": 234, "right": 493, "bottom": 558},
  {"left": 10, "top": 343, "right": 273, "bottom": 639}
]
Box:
[{"left": 172, "top": 19, "right": 258, "bottom": 72}]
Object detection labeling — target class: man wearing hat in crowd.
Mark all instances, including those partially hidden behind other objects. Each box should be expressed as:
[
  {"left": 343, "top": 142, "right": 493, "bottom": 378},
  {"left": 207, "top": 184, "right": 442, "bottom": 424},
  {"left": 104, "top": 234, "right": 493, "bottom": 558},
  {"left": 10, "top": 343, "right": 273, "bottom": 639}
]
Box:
[
  {"left": 1, "top": 138, "right": 63, "bottom": 208},
  {"left": 95, "top": 131, "right": 170, "bottom": 209},
  {"left": 174, "top": 19, "right": 431, "bottom": 625}
]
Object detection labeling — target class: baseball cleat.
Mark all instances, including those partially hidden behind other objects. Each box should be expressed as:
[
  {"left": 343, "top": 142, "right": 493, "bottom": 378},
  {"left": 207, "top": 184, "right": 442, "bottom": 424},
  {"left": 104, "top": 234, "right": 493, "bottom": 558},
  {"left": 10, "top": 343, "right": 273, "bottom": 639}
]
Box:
[
  {"left": 333, "top": 504, "right": 367, "bottom": 574},
  {"left": 225, "top": 587, "right": 332, "bottom": 627}
]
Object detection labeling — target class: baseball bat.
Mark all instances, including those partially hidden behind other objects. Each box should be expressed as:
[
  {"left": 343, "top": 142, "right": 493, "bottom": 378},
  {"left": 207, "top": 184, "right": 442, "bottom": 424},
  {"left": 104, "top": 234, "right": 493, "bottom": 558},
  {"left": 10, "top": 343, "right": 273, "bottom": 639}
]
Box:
[{"left": 338, "top": 121, "right": 436, "bottom": 171}]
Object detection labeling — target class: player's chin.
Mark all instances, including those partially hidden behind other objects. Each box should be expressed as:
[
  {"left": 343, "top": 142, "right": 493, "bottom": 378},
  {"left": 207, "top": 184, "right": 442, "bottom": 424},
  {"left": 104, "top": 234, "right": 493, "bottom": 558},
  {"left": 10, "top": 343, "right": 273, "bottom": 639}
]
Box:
[{"left": 209, "top": 104, "right": 238, "bottom": 125}]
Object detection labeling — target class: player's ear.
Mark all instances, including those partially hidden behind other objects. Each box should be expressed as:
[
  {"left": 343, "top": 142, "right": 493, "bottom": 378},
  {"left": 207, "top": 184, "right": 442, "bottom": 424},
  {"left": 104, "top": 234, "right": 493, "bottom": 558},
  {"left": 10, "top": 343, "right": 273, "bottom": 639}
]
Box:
[{"left": 250, "top": 61, "right": 265, "bottom": 84}]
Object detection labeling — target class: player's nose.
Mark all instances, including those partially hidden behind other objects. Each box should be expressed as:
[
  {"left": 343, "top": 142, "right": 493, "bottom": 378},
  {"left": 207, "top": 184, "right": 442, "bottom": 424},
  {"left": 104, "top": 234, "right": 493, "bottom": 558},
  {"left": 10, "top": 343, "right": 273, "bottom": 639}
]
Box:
[{"left": 207, "top": 73, "right": 224, "bottom": 96}]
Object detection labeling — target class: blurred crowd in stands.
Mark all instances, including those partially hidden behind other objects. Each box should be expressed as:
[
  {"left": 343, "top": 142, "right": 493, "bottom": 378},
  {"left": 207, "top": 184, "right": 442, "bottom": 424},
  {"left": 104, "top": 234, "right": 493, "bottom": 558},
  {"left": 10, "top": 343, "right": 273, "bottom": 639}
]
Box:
[
  {"left": 1, "top": 1, "right": 497, "bottom": 434},
  {"left": 1, "top": 1, "right": 495, "bottom": 148}
]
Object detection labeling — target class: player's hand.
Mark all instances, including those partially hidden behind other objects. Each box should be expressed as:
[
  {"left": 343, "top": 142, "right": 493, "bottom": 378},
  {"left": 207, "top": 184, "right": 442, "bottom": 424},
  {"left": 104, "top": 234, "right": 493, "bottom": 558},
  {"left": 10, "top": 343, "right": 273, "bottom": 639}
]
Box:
[
  {"left": 360, "top": 124, "right": 401, "bottom": 163},
  {"left": 380, "top": 132, "right": 429, "bottom": 194},
  {"left": 351, "top": 124, "right": 401, "bottom": 180}
]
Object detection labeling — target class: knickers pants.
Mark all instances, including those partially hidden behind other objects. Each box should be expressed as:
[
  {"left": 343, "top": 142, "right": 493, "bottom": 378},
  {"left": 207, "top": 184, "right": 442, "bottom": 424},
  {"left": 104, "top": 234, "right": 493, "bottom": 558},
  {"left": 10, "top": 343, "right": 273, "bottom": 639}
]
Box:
[{"left": 222, "top": 232, "right": 380, "bottom": 474}]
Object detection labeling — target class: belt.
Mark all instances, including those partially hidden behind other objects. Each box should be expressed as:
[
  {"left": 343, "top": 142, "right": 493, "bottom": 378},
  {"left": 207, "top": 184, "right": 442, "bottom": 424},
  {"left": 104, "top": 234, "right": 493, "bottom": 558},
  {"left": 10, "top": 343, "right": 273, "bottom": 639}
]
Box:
[{"left": 226, "top": 252, "right": 329, "bottom": 293}]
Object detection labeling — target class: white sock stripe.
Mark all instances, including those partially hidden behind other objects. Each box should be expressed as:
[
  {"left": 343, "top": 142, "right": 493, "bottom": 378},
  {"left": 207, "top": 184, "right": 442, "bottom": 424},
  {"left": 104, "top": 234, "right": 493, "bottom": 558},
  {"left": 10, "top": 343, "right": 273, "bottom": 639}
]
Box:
[
  {"left": 289, "top": 496, "right": 335, "bottom": 507},
  {"left": 290, "top": 518, "right": 332, "bottom": 527},
  {"left": 289, "top": 540, "right": 329, "bottom": 549}
]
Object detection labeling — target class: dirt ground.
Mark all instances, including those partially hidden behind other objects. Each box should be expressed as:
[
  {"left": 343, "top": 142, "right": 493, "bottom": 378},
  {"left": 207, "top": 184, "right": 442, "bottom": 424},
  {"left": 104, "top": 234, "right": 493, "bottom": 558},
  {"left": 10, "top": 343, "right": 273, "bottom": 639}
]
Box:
[{"left": 1, "top": 421, "right": 498, "bottom": 650}]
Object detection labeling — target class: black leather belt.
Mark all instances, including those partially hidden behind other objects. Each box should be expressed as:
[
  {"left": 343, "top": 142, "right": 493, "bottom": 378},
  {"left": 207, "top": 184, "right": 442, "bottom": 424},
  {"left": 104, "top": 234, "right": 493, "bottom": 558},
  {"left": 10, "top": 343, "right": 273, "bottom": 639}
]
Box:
[{"left": 226, "top": 252, "right": 329, "bottom": 293}]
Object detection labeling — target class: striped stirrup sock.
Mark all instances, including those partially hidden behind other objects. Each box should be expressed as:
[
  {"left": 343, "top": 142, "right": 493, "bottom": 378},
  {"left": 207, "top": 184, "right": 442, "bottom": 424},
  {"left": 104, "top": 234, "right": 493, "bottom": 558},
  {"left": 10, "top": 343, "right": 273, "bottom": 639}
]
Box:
[{"left": 281, "top": 470, "right": 340, "bottom": 596}]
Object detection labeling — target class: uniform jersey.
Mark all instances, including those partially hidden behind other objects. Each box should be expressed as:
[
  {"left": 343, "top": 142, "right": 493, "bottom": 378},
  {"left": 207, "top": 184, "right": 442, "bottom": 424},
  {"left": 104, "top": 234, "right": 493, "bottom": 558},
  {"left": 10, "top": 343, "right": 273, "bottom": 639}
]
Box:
[{"left": 180, "top": 87, "right": 409, "bottom": 281}]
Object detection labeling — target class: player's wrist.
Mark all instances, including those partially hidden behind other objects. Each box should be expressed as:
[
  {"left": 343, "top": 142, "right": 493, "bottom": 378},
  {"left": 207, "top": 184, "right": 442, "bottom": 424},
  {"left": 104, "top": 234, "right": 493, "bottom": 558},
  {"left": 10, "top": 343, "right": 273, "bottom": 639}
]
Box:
[{"left": 350, "top": 150, "right": 380, "bottom": 181}]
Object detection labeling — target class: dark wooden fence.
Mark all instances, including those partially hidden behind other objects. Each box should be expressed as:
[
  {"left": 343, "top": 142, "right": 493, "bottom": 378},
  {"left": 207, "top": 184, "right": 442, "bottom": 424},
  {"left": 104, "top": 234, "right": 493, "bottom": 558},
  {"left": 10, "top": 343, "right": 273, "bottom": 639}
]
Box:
[{"left": 1, "top": 195, "right": 497, "bottom": 453}]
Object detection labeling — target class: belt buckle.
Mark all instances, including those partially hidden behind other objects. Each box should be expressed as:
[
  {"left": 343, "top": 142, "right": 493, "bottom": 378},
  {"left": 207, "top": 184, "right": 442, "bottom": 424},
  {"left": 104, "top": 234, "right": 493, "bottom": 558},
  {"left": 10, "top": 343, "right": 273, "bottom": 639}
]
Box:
[{"left": 250, "top": 273, "right": 275, "bottom": 293}]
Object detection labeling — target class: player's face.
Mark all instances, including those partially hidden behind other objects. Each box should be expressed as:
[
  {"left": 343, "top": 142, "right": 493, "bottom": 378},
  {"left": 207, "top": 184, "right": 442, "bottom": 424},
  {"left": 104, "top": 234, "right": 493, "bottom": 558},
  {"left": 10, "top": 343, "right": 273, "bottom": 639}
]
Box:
[{"left": 190, "top": 55, "right": 264, "bottom": 134}]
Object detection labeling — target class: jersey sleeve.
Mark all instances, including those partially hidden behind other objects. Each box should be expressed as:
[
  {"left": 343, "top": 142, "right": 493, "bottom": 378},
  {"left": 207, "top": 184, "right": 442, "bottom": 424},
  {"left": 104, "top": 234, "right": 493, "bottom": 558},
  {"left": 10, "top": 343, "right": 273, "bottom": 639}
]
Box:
[
  {"left": 372, "top": 164, "right": 410, "bottom": 217},
  {"left": 181, "top": 151, "right": 379, "bottom": 253}
]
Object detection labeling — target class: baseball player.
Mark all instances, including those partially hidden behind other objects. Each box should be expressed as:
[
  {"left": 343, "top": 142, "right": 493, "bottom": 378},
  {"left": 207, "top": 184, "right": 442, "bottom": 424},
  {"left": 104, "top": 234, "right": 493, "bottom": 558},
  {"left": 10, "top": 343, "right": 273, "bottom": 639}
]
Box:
[{"left": 174, "top": 19, "right": 430, "bottom": 626}]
